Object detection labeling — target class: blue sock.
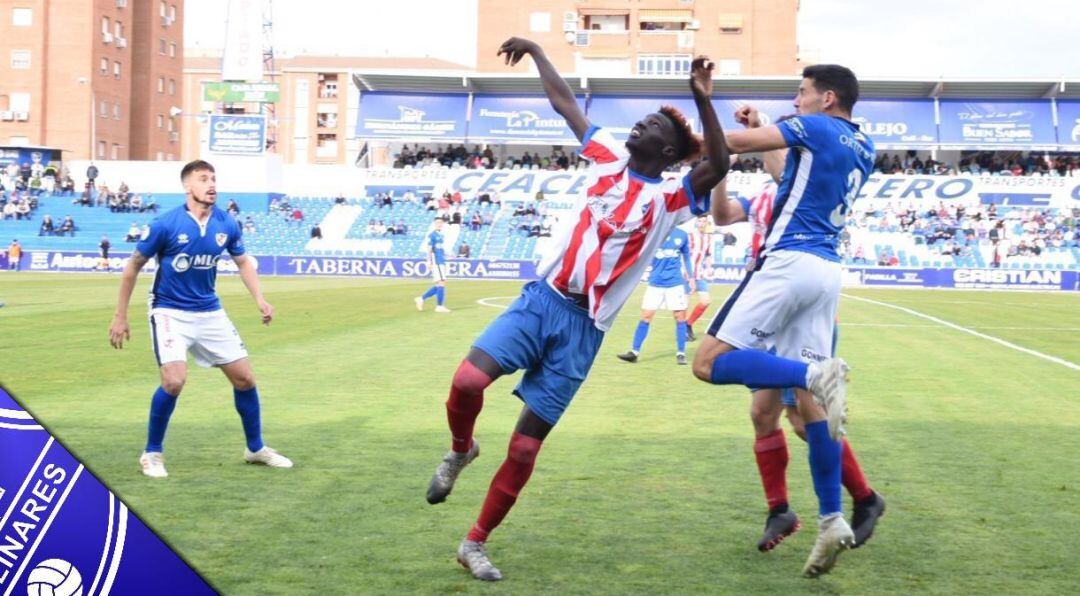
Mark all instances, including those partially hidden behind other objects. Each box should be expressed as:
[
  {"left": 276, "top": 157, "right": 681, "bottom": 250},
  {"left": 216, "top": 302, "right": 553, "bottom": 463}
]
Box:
[
  {"left": 234, "top": 386, "right": 264, "bottom": 452},
  {"left": 435, "top": 286, "right": 446, "bottom": 306},
  {"left": 632, "top": 320, "right": 650, "bottom": 352},
  {"left": 676, "top": 321, "right": 687, "bottom": 353},
  {"left": 146, "top": 386, "right": 178, "bottom": 453},
  {"left": 421, "top": 286, "right": 438, "bottom": 301},
  {"left": 709, "top": 350, "right": 809, "bottom": 389},
  {"left": 805, "top": 420, "right": 843, "bottom": 516}
]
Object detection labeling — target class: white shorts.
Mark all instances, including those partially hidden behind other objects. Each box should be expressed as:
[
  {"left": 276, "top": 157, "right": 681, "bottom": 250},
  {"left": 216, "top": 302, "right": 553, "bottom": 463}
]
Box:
[
  {"left": 642, "top": 285, "right": 688, "bottom": 312},
  {"left": 431, "top": 263, "right": 448, "bottom": 282},
  {"left": 148, "top": 308, "right": 248, "bottom": 368},
  {"left": 708, "top": 250, "right": 839, "bottom": 363}
]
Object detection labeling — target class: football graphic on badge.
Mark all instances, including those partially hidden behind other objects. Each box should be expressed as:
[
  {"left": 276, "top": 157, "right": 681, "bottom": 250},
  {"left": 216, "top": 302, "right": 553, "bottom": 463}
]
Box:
[
  {"left": 215, "top": 233, "right": 227, "bottom": 247},
  {"left": 26, "top": 559, "right": 83, "bottom": 596}
]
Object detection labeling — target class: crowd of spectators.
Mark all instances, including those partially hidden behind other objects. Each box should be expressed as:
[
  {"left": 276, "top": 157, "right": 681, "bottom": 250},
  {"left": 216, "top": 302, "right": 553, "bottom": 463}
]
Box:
[
  {"left": 874, "top": 151, "right": 1080, "bottom": 177},
  {"left": 393, "top": 144, "right": 587, "bottom": 171},
  {"left": 840, "top": 200, "right": 1078, "bottom": 267}
]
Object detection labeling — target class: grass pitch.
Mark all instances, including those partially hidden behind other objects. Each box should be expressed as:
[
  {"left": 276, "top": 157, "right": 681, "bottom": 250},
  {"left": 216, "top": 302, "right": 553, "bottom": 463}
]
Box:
[{"left": 1, "top": 272, "right": 1078, "bottom": 594}]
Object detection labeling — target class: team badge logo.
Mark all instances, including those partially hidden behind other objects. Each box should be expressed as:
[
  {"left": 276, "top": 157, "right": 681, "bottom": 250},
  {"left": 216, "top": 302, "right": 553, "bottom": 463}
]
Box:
[
  {"left": 177, "top": 233, "right": 189, "bottom": 244},
  {"left": 215, "top": 233, "right": 228, "bottom": 247}
]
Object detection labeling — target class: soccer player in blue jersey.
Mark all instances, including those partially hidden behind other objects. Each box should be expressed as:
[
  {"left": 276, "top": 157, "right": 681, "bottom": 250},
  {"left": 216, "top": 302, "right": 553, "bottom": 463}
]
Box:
[
  {"left": 415, "top": 216, "right": 451, "bottom": 313},
  {"left": 691, "top": 65, "right": 875, "bottom": 577},
  {"left": 108, "top": 160, "right": 292, "bottom": 478},
  {"left": 617, "top": 227, "right": 694, "bottom": 365}
]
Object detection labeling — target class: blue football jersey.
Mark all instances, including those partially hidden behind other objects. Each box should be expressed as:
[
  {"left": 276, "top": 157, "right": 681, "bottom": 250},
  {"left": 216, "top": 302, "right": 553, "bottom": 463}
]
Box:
[
  {"left": 427, "top": 230, "right": 446, "bottom": 265},
  {"left": 647, "top": 228, "right": 691, "bottom": 288},
  {"left": 768, "top": 113, "right": 876, "bottom": 262},
  {"left": 136, "top": 205, "right": 246, "bottom": 311}
]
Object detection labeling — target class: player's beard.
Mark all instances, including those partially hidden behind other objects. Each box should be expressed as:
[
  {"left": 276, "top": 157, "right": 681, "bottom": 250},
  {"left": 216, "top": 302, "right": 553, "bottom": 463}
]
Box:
[{"left": 192, "top": 191, "right": 216, "bottom": 207}]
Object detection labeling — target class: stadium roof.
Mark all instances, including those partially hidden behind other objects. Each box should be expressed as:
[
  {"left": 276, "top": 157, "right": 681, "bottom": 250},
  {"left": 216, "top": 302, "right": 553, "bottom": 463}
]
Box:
[{"left": 351, "top": 71, "right": 1080, "bottom": 99}]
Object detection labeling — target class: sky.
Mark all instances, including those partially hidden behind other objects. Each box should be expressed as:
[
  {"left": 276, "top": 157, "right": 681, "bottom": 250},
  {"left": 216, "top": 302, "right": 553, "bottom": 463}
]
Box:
[{"left": 186, "top": 0, "right": 1080, "bottom": 78}]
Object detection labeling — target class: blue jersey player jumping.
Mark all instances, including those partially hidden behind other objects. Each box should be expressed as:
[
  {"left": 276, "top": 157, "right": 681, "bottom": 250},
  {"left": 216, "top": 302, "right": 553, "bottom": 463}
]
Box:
[
  {"left": 414, "top": 217, "right": 450, "bottom": 313},
  {"left": 109, "top": 160, "right": 292, "bottom": 478},
  {"left": 617, "top": 227, "right": 694, "bottom": 365},
  {"left": 691, "top": 65, "right": 876, "bottom": 578}
]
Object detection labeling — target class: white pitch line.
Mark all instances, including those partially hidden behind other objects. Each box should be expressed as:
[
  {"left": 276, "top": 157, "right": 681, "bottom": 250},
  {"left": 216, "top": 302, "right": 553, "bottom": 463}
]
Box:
[
  {"left": 476, "top": 296, "right": 517, "bottom": 309},
  {"left": 842, "top": 293, "right": 1080, "bottom": 371}
]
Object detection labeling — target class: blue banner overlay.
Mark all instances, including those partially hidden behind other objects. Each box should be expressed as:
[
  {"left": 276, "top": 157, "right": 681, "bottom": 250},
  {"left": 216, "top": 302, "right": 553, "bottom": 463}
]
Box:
[
  {"left": 207, "top": 115, "right": 266, "bottom": 154},
  {"left": 587, "top": 96, "right": 701, "bottom": 141},
  {"left": 470, "top": 95, "right": 582, "bottom": 144},
  {"left": 357, "top": 92, "right": 469, "bottom": 140},
  {"left": 852, "top": 99, "right": 937, "bottom": 148},
  {"left": 1056, "top": 100, "right": 1080, "bottom": 149},
  {"left": 0, "top": 388, "right": 215, "bottom": 595},
  {"left": 939, "top": 100, "right": 1056, "bottom": 147}
]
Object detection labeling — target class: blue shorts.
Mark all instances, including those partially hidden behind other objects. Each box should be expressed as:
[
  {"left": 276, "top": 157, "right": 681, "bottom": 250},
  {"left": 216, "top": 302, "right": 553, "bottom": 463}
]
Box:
[
  {"left": 694, "top": 278, "right": 709, "bottom": 293},
  {"left": 473, "top": 281, "right": 605, "bottom": 426},
  {"left": 683, "top": 280, "right": 693, "bottom": 295}
]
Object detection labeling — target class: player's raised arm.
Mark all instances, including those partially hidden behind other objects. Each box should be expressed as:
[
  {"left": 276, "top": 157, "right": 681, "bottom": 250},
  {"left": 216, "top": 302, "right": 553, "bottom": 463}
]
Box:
[
  {"left": 735, "top": 105, "right": 788, "bottom": 183},
  {"left": 710, "top": 176, "right": 749, "bottom": 226},
  {"left": 498, "top": 37, "right": 589, "bottom": 142},
  {"left": 687, "top": 56, "right": 730, "bottom": 199},
  {"left": 109, "top": 250, "right": 150, "bottom": 349}
]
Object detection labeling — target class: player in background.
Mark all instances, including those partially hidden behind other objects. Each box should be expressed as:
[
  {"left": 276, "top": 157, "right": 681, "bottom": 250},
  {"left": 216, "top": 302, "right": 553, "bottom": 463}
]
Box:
[
  {"left": 617, "top": 227, "right": 694, "bottom": 365},
  {"left": 712, "top": 109, "right": 885, "bottom": 555},
  {"left": 691, "top": 65, "right": 875, "bottom": 577},
  {"left": 683, "top": 215, "right": 713, "bottom": 341},
  {"left": 415, "top": 216, "right": 450, "bottom": 313},
  {"left": 108, "top": 160, "right": 292, "bottom": 478},
  {"left": 426, "top": 37, "right": 728, "bottom": 582}
]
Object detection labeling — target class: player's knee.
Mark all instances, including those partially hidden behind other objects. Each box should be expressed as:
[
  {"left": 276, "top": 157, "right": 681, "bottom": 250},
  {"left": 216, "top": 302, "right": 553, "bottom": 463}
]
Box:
[
  {"left": 785, "top": 408, "right": 807, "bottom": 440},
  {"left": 674, "top": 311, "right": 687, "bottom": 322},
  {"left": 161, "top": 377, "right": 185, "bottom": 396},
  {"left": 452, "top": 359, "right": 494, "bottom": 394},
  {"left": 691, "top": 351, "right": 715, "bottom": 382},
  {"left": 507, "top": 433, "right": 542, "bottom": 465},
  {"left": 230, "top": 373, "right": 256, "bottom": 391},
  {"left": 750, "top": 402, "right": 781, "bottom": 434}
]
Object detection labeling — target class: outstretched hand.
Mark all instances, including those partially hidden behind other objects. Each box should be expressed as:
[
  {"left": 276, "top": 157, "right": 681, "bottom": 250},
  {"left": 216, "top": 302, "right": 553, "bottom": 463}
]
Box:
[
  {"left": 690, "top": 55, "right": 714, "bottom": 99},
  {"left": 497, "top": 37, "right": 540, "bottom": 67},
  {"left": 735, "top": 105, "right": 763, "bottom": 128}
]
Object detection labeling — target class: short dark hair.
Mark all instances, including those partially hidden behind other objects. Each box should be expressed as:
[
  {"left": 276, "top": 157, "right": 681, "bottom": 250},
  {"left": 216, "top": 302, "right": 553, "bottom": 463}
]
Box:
[
  {"left": 180, "top": 160, "right": 215, "bottom": 181},
  {"left": 802, "top": 64, "right": 859, "bottom": 113}
]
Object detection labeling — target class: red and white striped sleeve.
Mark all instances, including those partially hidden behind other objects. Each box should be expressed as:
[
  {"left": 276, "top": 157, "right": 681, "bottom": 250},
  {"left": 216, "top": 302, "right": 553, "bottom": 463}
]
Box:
[
  {"left": 662, "top": 173, "right": 710, "bottom": 225},
  {"left": 580, "top": 126, "right": 628, "bottom": 171}
]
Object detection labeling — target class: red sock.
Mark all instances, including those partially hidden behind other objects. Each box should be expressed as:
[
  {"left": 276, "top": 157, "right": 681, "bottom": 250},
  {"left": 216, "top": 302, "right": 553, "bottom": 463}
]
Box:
[
  {"left": 840, "top": 438, "right": 873, "bottom": 502},
  {"left": 754, "top": 429, "right": 789, "bottom": 510},
  {"left": 467, "top": 432, "right": 542, "bottom": 542},
  {"left": 687, "top": 302, "right": 709, "bottom": 326},
  {"left": 446, "top": 360, "right": 492, "bottom": 453}
]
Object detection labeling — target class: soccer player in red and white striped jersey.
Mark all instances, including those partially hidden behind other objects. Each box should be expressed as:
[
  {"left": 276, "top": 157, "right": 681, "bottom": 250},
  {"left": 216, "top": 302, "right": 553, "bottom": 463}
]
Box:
[
  {"left": 427, "top": 37, "right": 731, "bottom": 582},
  {"left": 684, "top": 215, "right": 715, "bottom": 340}
]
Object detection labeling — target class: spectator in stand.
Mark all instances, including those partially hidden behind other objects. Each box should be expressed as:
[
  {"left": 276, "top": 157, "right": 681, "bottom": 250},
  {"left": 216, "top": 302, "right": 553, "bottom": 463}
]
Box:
[
  {"left": 335, "top": 194, "right": 347, "bottom": 204},
  {"left": 130, "top": 194, "right": 143, "bottom": 212},
  {"left": 125, "top": 222, "right": 141, "bottom": 242},
  {"left": 15, "top": 199, "right": 30, "bottom": 220},
  {"left": 310, "top": 224, "right": 323, "bottom": 239},
  {"left": 457, "top": 242, "right": 471, "bottom": 258},
  {"left": 98, "top": 235, "right": 111, "bottom": 272},
  {"left": 244, "top": 216, "right": 257, "bottom": 235},
  {"left": 470, "top": 212, "right": 482, "bottom": 231},
  {"left": 290, "top": 208, "right": 304, "bottom": 226},
  {"left": 227, "top": 199, "right": 240, "bottom": 216},
  {"left": 61, "top": 175, "right": 76, "bottom": 196},
  {"left": 7, "top": 239, "right": 21, "bottom": 271},
  {"left": 86, "top": 162, "right": 98, "bottom": 186},
  {"left": 450, "top": 210, "right": 462, "bottom": 225},
  {"left": 60, "top": 215, "right": 76, "bottom": 236},
  {"left": 395, "top": 221, "right": 407, "bottom": 235},
  {"left": 2, "top": 201, "right": 17, "bottom": 221},
  {"left": 39, "top": 215, "right": 54, "bottom": 236}
]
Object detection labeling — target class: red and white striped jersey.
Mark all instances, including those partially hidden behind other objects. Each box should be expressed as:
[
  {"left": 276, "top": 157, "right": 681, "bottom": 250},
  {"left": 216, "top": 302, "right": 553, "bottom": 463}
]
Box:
[
  {"left": 537, "top": 126, "right": 706, "bottom": 331},
  {"left": 687, "top": 228, "right": 713, "bottom": 280},
  {"left": 747, "top": 181, "right": 778, "bottom": 261}
]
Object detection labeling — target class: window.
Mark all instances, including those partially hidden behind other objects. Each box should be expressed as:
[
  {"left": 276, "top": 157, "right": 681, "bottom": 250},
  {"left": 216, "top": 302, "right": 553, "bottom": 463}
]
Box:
[
  {"left": 529, "top": 12, "right": 550, "bottom": 33},
  {"left": 316, "top": 112, "right": 338, "bottom": 128},
  {"left": 318, "top": 73, "right": 338, "bottom": 98},
  {"left": 157, "top": 114, "right": 164, "bottom": 129},
  {"left": 12, "top": 8, "right": 32, "bottom": 27},
  {"left": 169, "top": 5, "right": 176, "bottom": 20},
  {"left": 97, "top": 141, "right": 106, "bottom": 158},
  {"left": 158, "top": 77, "right": 164, "bottom": 93},
  {"left": 637, "top": 54, "right": 692, "bottom": 75},
  {"left": 111, "top": 144, "right": 120, "bottom": 159},
  {"left": 156, "top": 151, "right": 164, "bottom": 161},
  {"left": 717, "top": 13, "right": 744, "bottom": 33},
  {"left": 583, "top": 14, "right": 628, "bottom": 31},
  {"left": 100, "top": 58, "right": 109, "bottom": 75},
  {"left": 166, "top": 153, "right": 174, "bottom": 161},
  {"left": 10, "top": 50, "right": 30, "bottom": 69},
  {"left": 100, "top": 101, "right": 108, "bottom": 117},
  {"left": 114, "top": 21, "right": 123, "bottom": 38},
  {"left": 102, "top": 16, "right": 109, "bottom": 34},
  {"left": 10, "top": 93, "right": 29, "bottom": 113},
  {"left": 169, "top": 42, "right": 177, "bottom": 58},
  {"left": 316, "top": 134, "right": 338, "bottom": 158},
  {"left": 160, "top": 1, "right": 166, "bottom": 16},
  {"left": 168, "top": 79, "right": 175, "bottom": 95},
  {"left": 159, "top": 39, "right": 166, "bottom": 54},
  {"left": 114, "top": 61, "right": 121, "bottom": 79},
  {"left": 113, "top": 103, "right": 121, "bottom": 120}
]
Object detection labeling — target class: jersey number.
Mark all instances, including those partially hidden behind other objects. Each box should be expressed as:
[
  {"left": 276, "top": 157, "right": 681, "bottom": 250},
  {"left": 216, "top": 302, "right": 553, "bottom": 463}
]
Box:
[{"left": 830, "top": 169, "right": 863, "bottom": 226}]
